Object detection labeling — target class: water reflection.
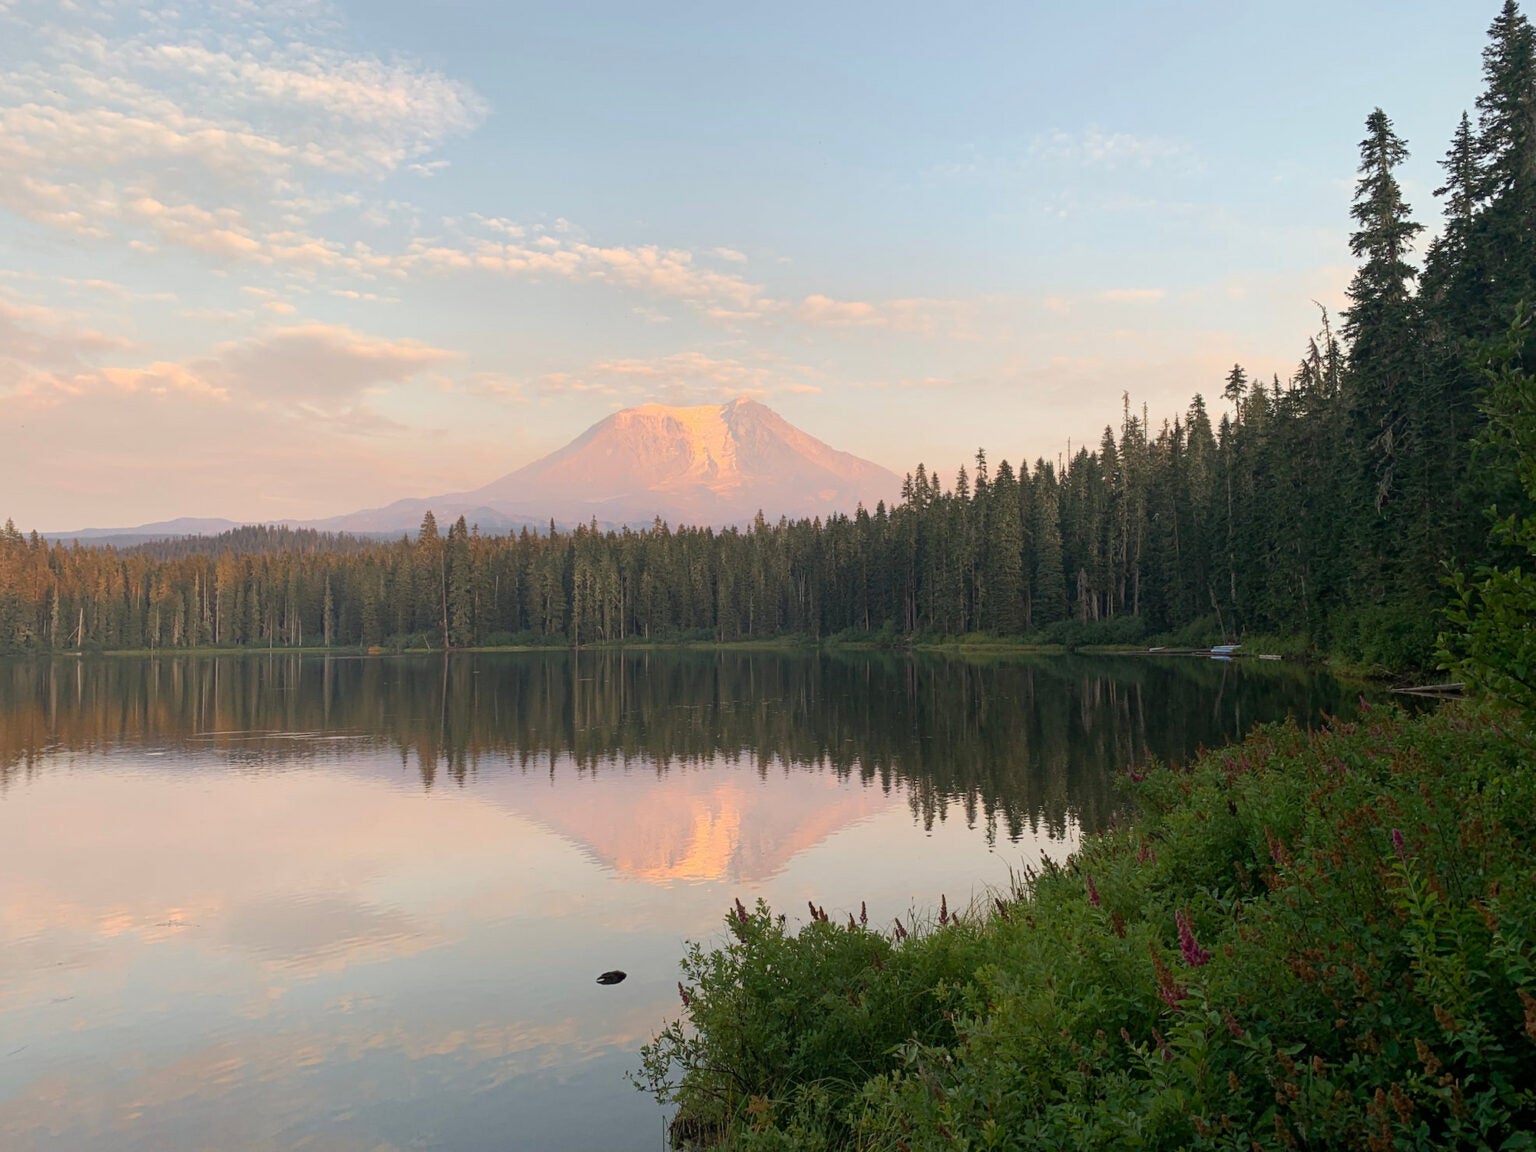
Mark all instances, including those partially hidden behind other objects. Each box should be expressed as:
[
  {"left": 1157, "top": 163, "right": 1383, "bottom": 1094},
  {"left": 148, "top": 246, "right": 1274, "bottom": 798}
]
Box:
[
  {"left": 0, "top": 651, "right": 1361, "bottom": 840},
  {"left": 0, "top": 652, "right": 1370, "bottom": 1152}
]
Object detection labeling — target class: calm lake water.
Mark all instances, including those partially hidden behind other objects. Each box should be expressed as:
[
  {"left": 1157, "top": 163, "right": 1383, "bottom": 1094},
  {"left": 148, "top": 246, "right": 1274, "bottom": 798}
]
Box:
[{"left": 0, "top": 651, "right": 1374, "bottom": 1151}]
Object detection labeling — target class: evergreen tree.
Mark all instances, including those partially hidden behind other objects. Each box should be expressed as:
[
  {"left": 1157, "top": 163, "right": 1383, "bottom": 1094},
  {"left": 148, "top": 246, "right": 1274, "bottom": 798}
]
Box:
[
  {"left": 985, "top": 462, "right": 1024, "bottom": 633},
  {"left": 1473, "top": 0, "right": 1536, "bottom": 325},
  {"left": 1222, "top": 365, "right": 1248, "bottom": 414},
  {"left": 1342, "top": 107, "right": 1424, "bottom": 615},
  {"left": 1030, "top": 462, "right": 1067, "bottom": 627}
]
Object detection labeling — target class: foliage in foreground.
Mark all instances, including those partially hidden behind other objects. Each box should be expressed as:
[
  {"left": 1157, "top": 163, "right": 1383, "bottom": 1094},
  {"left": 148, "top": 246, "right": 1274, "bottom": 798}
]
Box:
[
  {"left": 638, "top": 703, "right": 1536, "bottom": 1150},
  {"left": 1443, "top": 307, "right": 1536, "bottom": 714}
]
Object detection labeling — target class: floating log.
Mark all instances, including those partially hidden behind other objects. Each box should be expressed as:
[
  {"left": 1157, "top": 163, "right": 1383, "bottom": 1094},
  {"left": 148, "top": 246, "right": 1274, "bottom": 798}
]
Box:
[{"left": 1390, "top": 682, "right": 1466, "bottom": 698}]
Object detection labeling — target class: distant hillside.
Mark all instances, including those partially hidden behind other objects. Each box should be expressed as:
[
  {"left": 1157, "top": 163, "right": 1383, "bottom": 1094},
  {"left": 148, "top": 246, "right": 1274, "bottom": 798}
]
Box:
[{"left": 122, "top": 525, "right": 381, "bottom": 561}]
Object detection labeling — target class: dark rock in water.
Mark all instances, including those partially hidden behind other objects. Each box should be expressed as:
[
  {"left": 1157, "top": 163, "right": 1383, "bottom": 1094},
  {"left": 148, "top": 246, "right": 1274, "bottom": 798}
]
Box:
[{"left": 595, "top": 970, "right": 627, "bottom": 985}]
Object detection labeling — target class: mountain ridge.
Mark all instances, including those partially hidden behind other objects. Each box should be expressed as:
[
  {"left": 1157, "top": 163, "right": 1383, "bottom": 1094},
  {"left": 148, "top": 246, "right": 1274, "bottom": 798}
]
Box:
[{"left": 47, "top": 399, "right": 901, "bottom": 542}]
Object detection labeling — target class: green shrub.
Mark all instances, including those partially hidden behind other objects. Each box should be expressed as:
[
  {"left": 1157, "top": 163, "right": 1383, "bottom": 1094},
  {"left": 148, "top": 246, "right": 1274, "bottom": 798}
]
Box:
[
  {"left": 639, "top": 704, "right": 1536, "bottom": 1150},
  {"left": 1036, "top": 615, "right": 1147, "bottom": 650},
  {"left": 1332, "top": 601, "right": 1442, "bottom": 673},
  {"left": 1148, "top": 615, "right": 1224, "bottom": 650}
]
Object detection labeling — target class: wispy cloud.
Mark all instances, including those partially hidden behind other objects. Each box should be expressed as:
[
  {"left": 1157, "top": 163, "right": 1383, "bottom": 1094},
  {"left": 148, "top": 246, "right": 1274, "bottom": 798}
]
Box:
[
  {"left": 399, "top": 225, "right": 771, "bottom": 316},
  {"left": 4, "top": 293, "right": 455, "bottom": 410},
  {"left": 1028, "top": 127, "right": 1202, "bottom": 173},
  {"left": 535, "top": 351, "right": 823, "bottom": 404},
  {"left": 0, "top": 292, "right": 131, "bottom": 381},
  {"left": 795, "top": 294, "right": 983, "bottom": 338},
  {"left": 1099, "top": 288, "right": 1166, "bottom": 303},
  {"left": 0, "top": 4, "right": 485, "bottom": 267}
]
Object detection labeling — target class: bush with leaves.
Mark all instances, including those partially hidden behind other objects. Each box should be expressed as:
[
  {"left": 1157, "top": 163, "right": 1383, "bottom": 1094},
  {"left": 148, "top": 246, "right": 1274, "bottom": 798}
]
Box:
[
  {"left": 1442, "top": 306, "right": 1536, "bottom": 713},
  {"left": 639, "top": 703, "right": 1536, "bottom": 1149}
]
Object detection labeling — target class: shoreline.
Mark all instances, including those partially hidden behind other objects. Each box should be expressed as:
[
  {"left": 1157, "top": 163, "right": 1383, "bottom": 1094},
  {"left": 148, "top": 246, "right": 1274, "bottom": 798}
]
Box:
[{"left": 5, "top": 636, "right": 1399, "bottom": 682}]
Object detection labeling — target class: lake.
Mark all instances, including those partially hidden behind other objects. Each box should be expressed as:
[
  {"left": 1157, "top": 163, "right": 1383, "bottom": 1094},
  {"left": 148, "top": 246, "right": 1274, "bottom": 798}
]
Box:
[{"left": 0, "top": 651, "right": 1374, "bottom": 1151}]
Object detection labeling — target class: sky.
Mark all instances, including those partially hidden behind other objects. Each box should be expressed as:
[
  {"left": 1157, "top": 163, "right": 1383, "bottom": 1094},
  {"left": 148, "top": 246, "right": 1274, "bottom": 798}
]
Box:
[{"left": 0, "top": 0, "right": 1496, "bottom": 531}]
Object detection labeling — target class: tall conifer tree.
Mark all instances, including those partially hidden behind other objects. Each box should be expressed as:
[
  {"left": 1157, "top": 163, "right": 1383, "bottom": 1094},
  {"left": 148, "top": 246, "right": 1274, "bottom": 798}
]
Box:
[{"left": 1343, "top": 109, "right": 1423, "bottom": 524}]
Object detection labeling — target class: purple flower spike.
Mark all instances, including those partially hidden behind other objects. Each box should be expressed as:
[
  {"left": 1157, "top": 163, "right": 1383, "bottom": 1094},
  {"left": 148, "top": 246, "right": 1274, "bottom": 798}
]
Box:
[
  {"left": 1086, "top": 873, "right": 1101, "bottom": 908},
  {"left": 1176, "top": 909, "right": 1210, "bottom": 967},
  {"left": 1392, "top": 828, "right": 1405, "bottom": 859}
]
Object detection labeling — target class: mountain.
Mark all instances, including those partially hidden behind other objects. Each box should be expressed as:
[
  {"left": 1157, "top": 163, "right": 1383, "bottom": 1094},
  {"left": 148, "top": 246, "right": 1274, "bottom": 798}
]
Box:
[
  {"left": 45, "top": 517, "right": 244, "bottom": 545},
  {"left": 309, "top": 398, "right": 901, "bottom": 533},
  {"left": 44, "top": 400, "right": 901, "bottom": 542}
]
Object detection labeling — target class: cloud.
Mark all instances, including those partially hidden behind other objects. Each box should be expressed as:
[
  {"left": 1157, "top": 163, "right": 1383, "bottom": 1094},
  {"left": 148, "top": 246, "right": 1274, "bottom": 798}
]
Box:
[
  {"left": 456, "top": 371, "right": 524, "bottom": 399},
  {"left": 128, "top": 41, "right": 487, "bottom": 174},
  {"left": 1099, "top": 288, "right": 1166, "bottom": 303},
  {"left": 852, "top": 375, "right": 957, "bottom": 391},
  {"left": 3, "top": 285, "right": 456, "bottom": 409},
  {"left": 1029, "top": 127, "right": 1202, "bottom": 172},
  {"left": 329, "top": 288, "right": 398, "bottom": 303},
  {"left": 0, "top": 8, "right": 950, "bottom": 335},
  {"left": 0, "top": 293, "right": 130, "bottom": 372},
  {"left": 0, "top": 6, "right": 486, "bottom": 264},
  {"left": 534, "top": 351, "right": 823, "bottom": 403},
  {"left": 206, "top": 324, "right": 459, "bottom": 402},
  {"left": 0, "top": 297, "right": 492, "bottom": 525},
  {"left": 795, "top": 294, "right": 979, "bottom": 337},
  {"left": 398, "top": 226, "right": 770, "bottom": 316}
]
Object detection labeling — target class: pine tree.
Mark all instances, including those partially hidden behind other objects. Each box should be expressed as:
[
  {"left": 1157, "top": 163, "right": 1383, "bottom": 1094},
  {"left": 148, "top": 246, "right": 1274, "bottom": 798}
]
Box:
[
  {"left": 1473, "top": 0, "right": 1536, "bottom": 325},
  {"left": 1423, "top": 112, "right": 1482, "bottom": 312},
  {"left": 447, "top": 516, "right": 474, "bottom": 647},
  {"left": 985, "top": 462, "right": 1024, "bottom": 633},
  {"left": 1343, "top": 108, "right": 1424, "bottom": 526},
  {"left": 1222, "top": 365, "right": 1248, "bottom": 415},
  {"left": 1030, "top": 462, "right": 1067, "bottom": 627}
]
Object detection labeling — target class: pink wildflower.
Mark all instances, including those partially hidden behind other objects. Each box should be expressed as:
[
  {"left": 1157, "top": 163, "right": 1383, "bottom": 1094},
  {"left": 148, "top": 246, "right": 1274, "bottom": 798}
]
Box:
[
  {"left": 1151, "top": 948, "right": 1188, "bottom": 1009},
  {"left": 678, "top": 981, "right": 692, "bottom": 1009},
  {"left": 1176, "top": 909, "right": 1211, "bottom": 967},
  {"left": 1086, "top": 873, "right": 1101, "bottom": 908},
  {"left": 1392, "top": 828, "right": 1406, "bottom": 859}
]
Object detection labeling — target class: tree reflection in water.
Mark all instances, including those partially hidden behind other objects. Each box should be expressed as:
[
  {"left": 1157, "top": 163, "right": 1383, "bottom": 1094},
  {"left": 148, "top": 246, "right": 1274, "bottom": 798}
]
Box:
[{"left": 0, "top": 651, "right": 1368, "bottom": 845}]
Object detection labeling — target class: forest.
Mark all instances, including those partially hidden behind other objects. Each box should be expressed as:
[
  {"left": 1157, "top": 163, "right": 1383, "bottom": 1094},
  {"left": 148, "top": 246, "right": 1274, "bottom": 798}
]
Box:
[{"left": 4, "top": 3, "right": 1536, "bottom": 671}]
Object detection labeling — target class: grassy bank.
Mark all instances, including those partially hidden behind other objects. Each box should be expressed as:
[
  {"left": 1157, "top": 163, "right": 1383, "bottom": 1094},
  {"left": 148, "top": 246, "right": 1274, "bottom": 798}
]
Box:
[{"left": 638, "top": 703, "right": 1536, "bottom": 1150}]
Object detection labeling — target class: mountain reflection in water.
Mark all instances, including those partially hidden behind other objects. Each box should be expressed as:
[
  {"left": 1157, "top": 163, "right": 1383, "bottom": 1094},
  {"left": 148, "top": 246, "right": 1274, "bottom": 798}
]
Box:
[
  {"left": 0, "top": 650, "right": 1359, "bottom": 840},
  {"left": 0, "top": 652, "right": 1371, "bottom": 1152}
]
